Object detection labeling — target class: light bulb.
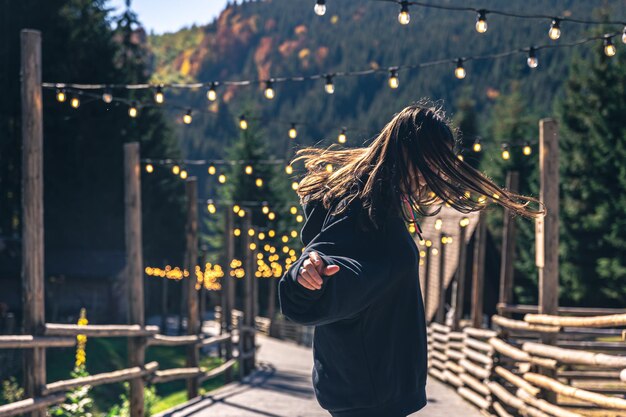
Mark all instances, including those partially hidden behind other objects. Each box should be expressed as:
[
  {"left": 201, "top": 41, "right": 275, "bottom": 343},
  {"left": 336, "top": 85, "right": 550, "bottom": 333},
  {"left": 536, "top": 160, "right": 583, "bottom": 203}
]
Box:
[
  {"left": 264, "top": 80, "right": 275, "bottom": 99},
  {"left": 146, "top": 164, "right": 154, "bottom": 173},
  {"left": 268, "top": 212, "right": 276, "bottom": 220},
  {"left": 325, "top": 75, "right": 335, "bottom": 94},
  {"left": 239, "top": 115, "right": 248, "bottom": 130},
  {"left": 183, "top": 109, "right": 192, "bottom": 124},
  {"left": 501, "top": 144, "right": 510, "bottom": 160},
  {"left": 398, "top": 2, "right": 410, "bottom": 25},
  {"left": 56, "top": 89, "right": 66, "bottom": 103},
  {"left": 549, "top": 19, "right": 561, "bottom": 40},
  {"left": 172, "top": 165, "right": 180, "bottom": 175},
  {"left": 455, "top": 59, "right": 466, "bottom": 79},
  {"left": 285, "top": 165, "right": 293, "bottom": 174},
  {"left": 262, "top": 205, "right": 270, "bottom": 214},
  {"left": 180, "top": 170, "right": 188, "bottom": 179},
  {"left": 604, "top": 37, "right": 616, "bottom": 57},
  {"left": 388, "top": 69, "right": 399, "bottom": 89},
  {"left": 289, "top": 123, "right": 297, "bottom": 139},
  {"left": 527, "top": 47, "right": 538, "bottom": 69},
  {"left": 338, "top": 128, "right": 347, "bottom": 144},
  {"left": 154, "top": 86, "right": 164, "bottom": 104},
  {"left": 207, "top": 82, "right": 217, "bottom": 101},
  {"left": 473, "top": 139, "right": 482, "bottom": 152},
  {"left": 523, "top": 143, "right": 532, "bottom": 156},
  {"left": 475, "top": 10, "right": 488, "bottom": 33},
  {"left": 128, "top": 102, "right": 138, "bottom": 118},
  {"left": 245, "top": 165, "right": 253, "bottom": 175},
  {"left": 208, "top": 165, "right": 216, "bottom": 175},
  {"left": 457, "top": 154, "right": 464, "bottom": 161},
  {"left": 218, "top": 174, "right": 226, "bottom": 183},
  {"left": 255, "top": 178, "right": 263, "bottom": 187},
  {"left": 102, "top": 89, "right": 113, "bottom": 104},
  {"left": 314, "top": 0, "right": 326, "bottom": 16},
  {"left": 70, "top": 95, "right": 80, "bottom": 109},
  {"left": 207, "top": 202, "right": 216, "bottom": 213}
]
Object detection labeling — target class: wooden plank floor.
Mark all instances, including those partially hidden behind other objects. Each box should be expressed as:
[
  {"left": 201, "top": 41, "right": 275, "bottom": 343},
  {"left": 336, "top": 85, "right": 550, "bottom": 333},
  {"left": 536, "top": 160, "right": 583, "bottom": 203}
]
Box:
[{"left": 155, "top": 334, "right": 483, "bottom": 417}]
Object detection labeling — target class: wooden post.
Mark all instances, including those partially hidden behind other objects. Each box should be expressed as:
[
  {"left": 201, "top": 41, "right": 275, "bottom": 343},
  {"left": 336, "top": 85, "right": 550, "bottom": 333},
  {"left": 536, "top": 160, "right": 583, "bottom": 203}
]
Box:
[
  {"left": 161, "top": 277, "right": 168, "bottom": 334},
  {"left": 537, "top": 119, "right": 559, "bottom": 317},
  {"left": 242, "top": 214, "right": 255, "bottom": 375},
  {"left": 221, "top": 209, "right": 234, "bottom": 371},
  {"left": 124, "top": 142, "right": 145, "bottom": 417},
  {"left": 21, "top": 29, "right": 46, "bottom": 417},
  {"left": 436, "top": 236, "right": 447, "bottom": 324},
  {"left": 184, "top": 178, "right": 199, "bottom": 399},
  {"left": 498, "top": 171, "right": 519, "bottom": 317},
  {"left": 471, "top": 211, "right": 487, "bottom": 328},
  {"left": 423, "top": 245, "right": 432, "bottom": 318},
  {"left": 452, "top": 221, "right": 469, "bottom": 330}
]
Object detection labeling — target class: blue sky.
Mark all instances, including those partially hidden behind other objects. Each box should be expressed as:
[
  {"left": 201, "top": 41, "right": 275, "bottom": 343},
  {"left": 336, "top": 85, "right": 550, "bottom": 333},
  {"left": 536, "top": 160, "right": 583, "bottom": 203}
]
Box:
[{"left": 109, "top": 0, "right": 229, "bottom": 34}]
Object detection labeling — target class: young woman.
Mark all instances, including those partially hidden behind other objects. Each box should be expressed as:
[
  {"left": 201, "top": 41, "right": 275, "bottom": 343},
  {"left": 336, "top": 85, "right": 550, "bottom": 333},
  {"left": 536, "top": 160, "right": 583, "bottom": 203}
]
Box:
[{"left": 278, "top": 103, "right": 545, "bottom": 417}]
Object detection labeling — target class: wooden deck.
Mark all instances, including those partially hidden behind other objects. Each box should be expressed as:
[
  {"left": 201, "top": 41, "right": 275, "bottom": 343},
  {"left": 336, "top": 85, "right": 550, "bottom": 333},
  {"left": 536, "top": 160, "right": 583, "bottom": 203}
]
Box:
[{"left": 155, "top": 334, "right": 482, "bottom": 417}]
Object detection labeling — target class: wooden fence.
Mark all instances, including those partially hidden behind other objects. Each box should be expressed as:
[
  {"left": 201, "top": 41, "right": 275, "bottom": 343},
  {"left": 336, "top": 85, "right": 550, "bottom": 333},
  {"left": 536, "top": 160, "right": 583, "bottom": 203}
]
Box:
[{"left": 427, "top": 313, "right": 626, "bottom": 417}]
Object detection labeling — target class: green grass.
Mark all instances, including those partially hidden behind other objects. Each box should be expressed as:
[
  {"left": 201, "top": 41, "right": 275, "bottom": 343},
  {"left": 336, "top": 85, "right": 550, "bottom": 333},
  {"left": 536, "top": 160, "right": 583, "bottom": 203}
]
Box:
[{"left": 44, "top": 337, "right": 234, "bottom": 416}]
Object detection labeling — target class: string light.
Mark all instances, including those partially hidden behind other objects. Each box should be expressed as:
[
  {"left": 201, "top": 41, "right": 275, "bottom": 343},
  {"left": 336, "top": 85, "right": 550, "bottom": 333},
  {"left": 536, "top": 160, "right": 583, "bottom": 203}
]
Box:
[
  {"left": 473, "top": 138, "right": 482, "bottom": 152},
  {"left": 338, "top": 127, "right": 347, "bottom": 144},
  {"left": 207, "top": 82, "right": 218, "bottom": 101},
  {"left": 55, "top": 89, "right": 66, "bottom": 102},
  {"left": 325, "top": 163, "right": 333, "bottom": 172},
  {"left": 218, "top": 174, "right": 227, "bottom": 183},
  {"left": 314, "top": 0, "right": 326, "bottom": 16},
  {"left": 234, "top": 228, "right": 241, "bottom": 236},
  {"left": 290, "top": 206, "right": 298, "bottom": 215},
  {"left": 292, "top": 181, "right": 299, "bottom": 190},
  {"left": 208, "top": 165, "right": 216, "bottom": 175},
  {"left": 239, "top": 114, "right": 248, "bottom": 130},
  {"left": 102, "top": 88, "right": 113, "bottom": 104},
  {"left": 262, "top": 204, "right": 270, "bottom": 214},
  {"left": 172, "top": 165, "right": 180, "bottom": 175},
  {"left": 457, "top": 154, "right": 464, "bottom": 161},
  {"left": 388, "top": 68, "right": 399, "bottom": 89},
  {"left": 256, "top": 178, "right": 263, "bottom": 187},
  {"left": 207, "top": 200, "right": 216, "bottom": 213},
  {"left": 285, "top": 165, "right": 294, "bottom": 175},
  {"left": 523, "top": 142, "right": 532, "bottom": 156},
  {"left": 324, "top": 75, "right": 335, "bottom": 94},
  {"left": 128, "top": 102, "right": 138, "bottom": 118},
  {"left": 455, "top": 59, "right": 466, "bottom": 79},
  {"left": 501, "top": 143, "right": 510, "bottom": 160},
  {"left": 70, "top": 95, "right": 80, "bottom": 109},
  {"left": 459, "top": 217, "right": 470, "bottom": 227},
  {"left": 154, "top": 86, "right": 165, "bottom": 104},
  {"left": 245, "top": 165, "right": 253, "bottom": 175},
  {"left": 233, "top": 204, "right": 240, "bottom": 213},
  {"left": 264, "top": 80, "right": 275, "bottom": 100},
  {"left": 398, "top": 1, "right": 410, "bottom": 25},
  {"left": 527, "top": 47, "right": 539, "bottom": 68},
  {"left": 268, "top": 212, "right": 276, "bottom": 220},
  {"left": 180, "top": 170, "right": 188, "bottom": 179},
  {"left": 475, "top": 10, "right": 488, "bottom": 33},
  {"left": 549, "top": 18, "right": 561, "bottom": 40},
  {"left": 604, "top": 36, "right": 617, "bottom": 57},
  {"left": 289, "top": 123, "right": 298, "bottom": 139},
  {"left": 145, "top": 164, "right": 154, "bottom": 173},
  {"left": 183, "top": 109, "right": 193, "bottom": 124}
]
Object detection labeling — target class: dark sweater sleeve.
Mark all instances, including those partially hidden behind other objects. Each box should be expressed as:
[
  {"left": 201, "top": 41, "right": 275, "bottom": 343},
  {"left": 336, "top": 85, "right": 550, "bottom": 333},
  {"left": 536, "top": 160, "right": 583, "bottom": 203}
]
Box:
[{"left": 278, "top": 199, "right": 391, "bottom": 326}]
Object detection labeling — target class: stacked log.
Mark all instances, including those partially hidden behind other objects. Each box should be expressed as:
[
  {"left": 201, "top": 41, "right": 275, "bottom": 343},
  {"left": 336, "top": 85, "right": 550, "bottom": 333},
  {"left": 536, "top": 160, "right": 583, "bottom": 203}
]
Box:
[{"left": 457, "top": 327, "right": 496, "bottom": 413}]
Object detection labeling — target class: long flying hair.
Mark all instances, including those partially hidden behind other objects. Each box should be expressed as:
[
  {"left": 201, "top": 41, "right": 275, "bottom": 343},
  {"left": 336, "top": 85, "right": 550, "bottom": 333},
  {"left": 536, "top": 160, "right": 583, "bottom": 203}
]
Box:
[{"left": 292, "top": 102, "right": 545, "bottom": 231}]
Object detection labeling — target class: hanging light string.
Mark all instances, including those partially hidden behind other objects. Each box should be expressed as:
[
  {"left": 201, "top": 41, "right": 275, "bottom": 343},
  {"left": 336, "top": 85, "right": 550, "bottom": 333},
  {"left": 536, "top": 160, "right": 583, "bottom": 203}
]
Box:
[
  {"left": 42, "top": 30, "right": 622, "bottom": 97},
  {"left": 343, "top": 0, "right": 626, "bottom": 28}
]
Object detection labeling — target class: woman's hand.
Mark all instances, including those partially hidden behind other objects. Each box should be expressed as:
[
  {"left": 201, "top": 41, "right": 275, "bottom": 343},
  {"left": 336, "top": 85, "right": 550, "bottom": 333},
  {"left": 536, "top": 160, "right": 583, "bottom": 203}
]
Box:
[{"left": 296, "top": 251, "right": 341, "bottom": 290}]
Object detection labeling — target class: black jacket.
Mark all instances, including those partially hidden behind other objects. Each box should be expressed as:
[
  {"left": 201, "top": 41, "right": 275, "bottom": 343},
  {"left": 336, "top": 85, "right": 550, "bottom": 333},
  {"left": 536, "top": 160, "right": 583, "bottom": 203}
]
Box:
[{"left": 278, "top": 196, "right": 428, "bottom": 417}]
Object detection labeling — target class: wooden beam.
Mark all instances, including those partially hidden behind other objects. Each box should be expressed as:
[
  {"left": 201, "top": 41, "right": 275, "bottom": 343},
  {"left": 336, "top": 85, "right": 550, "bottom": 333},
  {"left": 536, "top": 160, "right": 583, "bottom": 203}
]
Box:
[
  {"left": 537, "top": 119, "right": 559, "bottom": 317},
  {"left": 471, "top": 211, "right": 487, "bottom": 328},
  {"left": 0, "top": 336, "right": 75, "bottom": 349},
  {"left": 0, "top": 394, "right": 65, "bottom": 417},
  {"left": 223, "top": 208, "right": 235, "bottom": 383},
  {"left": 436, "top": 235, "right": 447, "bottom": 323},
  {"left": 452, "top": 222, "right": 468, "bottom": 330},
  {"left": 242, "top": 214, "right": 255, "bottom": 375},
  {"left": 44, "top": 323, "right": 158, "bottom": 337},
  {"left": 524, "top": 313, "right": 626, "bottom": 328},
  {"left": 124, "top": 142, "right": 145, "bottom": 417},
  {"left": 184, "top": 178, "right": 199, "bottom": 399},
  {"left": 147, "top": 334, "right": 199, "bottom": 347},
  {"left": 21, "top": 29, "right": 46, "bottom": 417},
  {"left": 522, "top": 341, "right": 626, "bottom": 368},
  {"left": 492, "top": 315, "right": 560, "bottom": 333},
  {"left": 498, "top": 171, "right": 519, "bottom": 317},
  {"left": 43, "top": 362, "right": 158, "bottom": 395}
]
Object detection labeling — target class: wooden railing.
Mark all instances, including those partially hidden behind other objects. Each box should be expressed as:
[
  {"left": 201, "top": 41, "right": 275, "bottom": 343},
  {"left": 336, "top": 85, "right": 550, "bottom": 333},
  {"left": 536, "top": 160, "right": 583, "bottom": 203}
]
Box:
[
  {"left": 0, "top": 315, "right": 255, "bottom": 417},
  {"left": 427, "top": 312, "right": 626, "bottom": 416}
]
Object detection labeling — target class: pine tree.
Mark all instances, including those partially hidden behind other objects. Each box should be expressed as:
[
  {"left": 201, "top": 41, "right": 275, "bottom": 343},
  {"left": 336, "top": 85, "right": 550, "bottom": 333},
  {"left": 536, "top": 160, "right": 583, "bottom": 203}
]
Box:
[{"left": 558, "top": 42, "right": 626, "bottom": 306}]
